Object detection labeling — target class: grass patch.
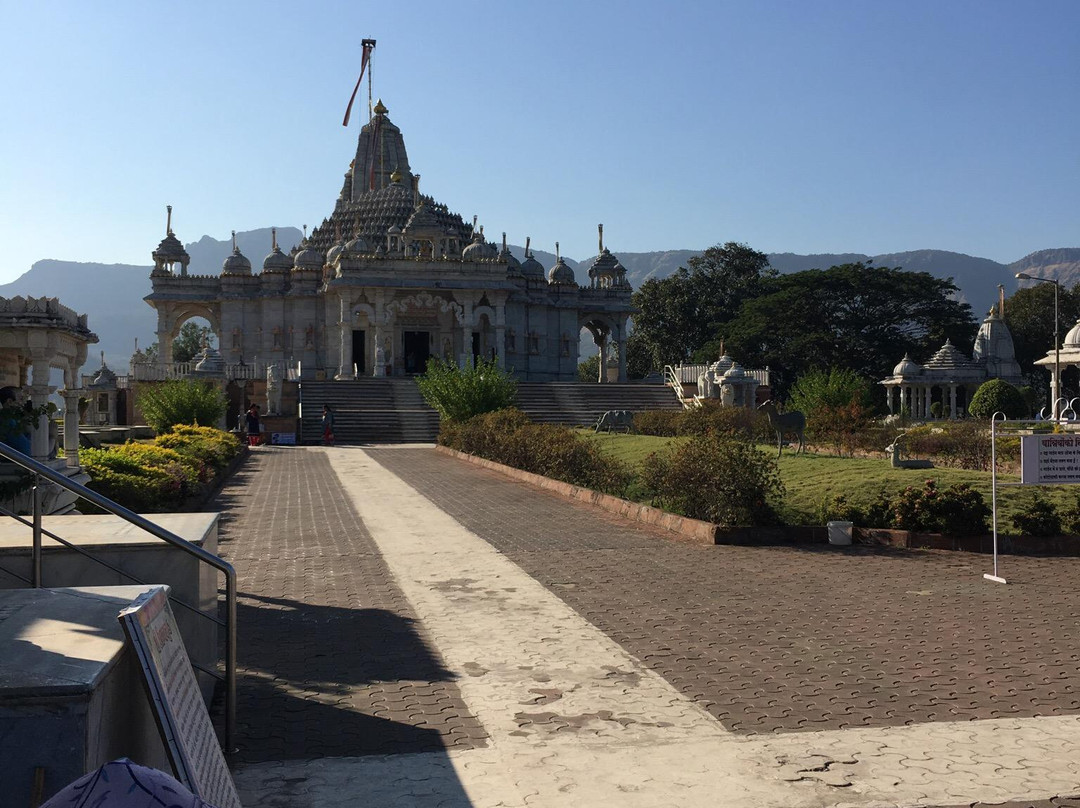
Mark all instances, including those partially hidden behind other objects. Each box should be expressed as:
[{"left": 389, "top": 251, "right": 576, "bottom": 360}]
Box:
[{"left": 583, "top": 431, "right": 1080, "bottom": 529}]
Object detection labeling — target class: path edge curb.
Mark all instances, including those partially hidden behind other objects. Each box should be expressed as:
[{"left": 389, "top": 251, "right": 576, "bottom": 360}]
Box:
[{"left": 435, "top": 445, "right": 720, "bottom": 545}]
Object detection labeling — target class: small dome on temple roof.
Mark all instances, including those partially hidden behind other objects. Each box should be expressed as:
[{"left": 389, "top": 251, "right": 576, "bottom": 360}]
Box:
[
  {"left": 293, "top": 244, "right": 324, "bottom": 269},
  {"left": 344, "top": 234, "right": 370, "bottom": 254},
  {"left": 1065, "top": 319, "right": 1080, "bottom": 348},
  {"left": 589, "top": 249, "right": 620, "bottom": 277},
  {"left": 222, "top": 247, "right": 252, "bottom": 275},
  {"left": 262, "top": 246, "right": 292, "bottom": 273},
  {"left": 462, "top": 231, "right": 496, "bottom": 260},
  {"left": 548, "top": 257, "right": 576, "bottom": 286},
  {"left": 520, "top": 252, "right": 545, "bottom": 280},
  {"left": 892, "top": 354, "right": 923, "bottom": 377},
  {"left": 722, "top": 362, "right": 746, "bottom": 379}
]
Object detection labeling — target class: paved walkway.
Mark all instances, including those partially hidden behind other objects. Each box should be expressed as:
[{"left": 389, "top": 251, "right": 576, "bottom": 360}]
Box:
[{"left": 215, "top": 446, "right": 1080, "bottom": 807}]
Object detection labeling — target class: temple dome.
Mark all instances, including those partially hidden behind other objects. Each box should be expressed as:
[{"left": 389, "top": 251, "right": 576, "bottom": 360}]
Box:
[
  {"left": 262, "top": 246, "right": 292, "bottom": 273},
  {"left": 548, "top": 257, "right": 576, "bottom": 286},
  {"left": 588, "top": 249, "right": 620, "bottom": 284},
  {"left": 520, "top": 253, "right": 544, "bottom": 280},
  {"left": 1064, "top": 318, "right": 1080, "bottom": 348},
  {"left": 293, "top": 244, "right": 324, "bottom": 270},
  {"left": 721, "top": 363, "right": 746, "bottom": 379},
  {"left": 462, "top": 232, "right": 496, "bottom": 260},
  {"left": 222, "top": 247, "right": 252, "bottom": 275},
  {"left": 326, "top": 240, "right": 346, "bottom": 263},
  {"left": 892, "top": 354, "right": 922, "bottom": 376},
  {"left": 344, "top": 234, "right": 370, "bottom": 255}
]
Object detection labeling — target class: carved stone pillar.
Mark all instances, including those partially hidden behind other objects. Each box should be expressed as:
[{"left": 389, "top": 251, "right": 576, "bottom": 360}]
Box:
[
  {"left": 336, "top": 297, "right": 353, "bottom": 380},
  {"left": 597, "top": 338, "right": 607, "bottom": 384},
  {"left": 62, "top": 389, "right": 82, "bottom": 468},
  {"left": 494, "top": 302, "right": 506, "bottom": 371},
  {"left": 29, "top": 358, "right": 52, "bottom": 460}
]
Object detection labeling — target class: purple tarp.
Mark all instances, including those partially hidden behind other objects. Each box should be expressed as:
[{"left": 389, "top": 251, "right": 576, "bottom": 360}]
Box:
[{"left": 41, "top": 758, "right": 219, "bottom": 808}]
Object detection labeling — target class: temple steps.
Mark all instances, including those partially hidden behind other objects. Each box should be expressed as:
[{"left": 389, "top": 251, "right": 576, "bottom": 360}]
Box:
[
  {"left": 298, "top": 379, "right": 682, "bottom": 444},
  {"left": 513, "top": 383, "right": 682, "bottom": 427}
]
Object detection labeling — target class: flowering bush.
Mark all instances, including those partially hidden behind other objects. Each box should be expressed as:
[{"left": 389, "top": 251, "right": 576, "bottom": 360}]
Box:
[{"left": 891, "top": 479, "right": 989, "bottom": 536}]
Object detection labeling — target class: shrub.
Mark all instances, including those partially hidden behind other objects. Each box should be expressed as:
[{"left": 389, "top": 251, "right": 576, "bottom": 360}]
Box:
[
  {"left": 679, "top": 400, "right": 766, "bottom": 440},
  {"left": 136, "top": 379, "right": 228, "bottom": 434},
  {"left": 930, "top": 401, "right": 943, "bottom": 419},
  {"left": 904, "top": 422, "right": 996, "bottom": 471},
  {"left": 642, "top": 433, "right": 784, "bottom": 526},
  {"left": 417, "top": 357, "right": 518, "bottom": 422},
  {"left": 891, "top": 479, "right": 990, "bottom": 536},
  {"left": 81, "top": 447, "right": 186, "bottom": 511},
  {"left": 438, "top": 409, "right": 631, "bottom": 495},
  {"left": 787, "top": 368, "right": 875, "bottom": 455},
  {"left": 81, "top": 426, "right": 241, "bottom": 511},
  {"left": 634, "top": 409, "right": 684, "bottom": 437},
  {"left": 968, "top": 379, "right": 1027, "bottom": 420},
  {"left": 817, "top": 494, "right": 863, "bottom": 525},
  {"left": 1060, "top": 492, "right": 1080, "bottom": 535},
  {"left": 156, "top": 424, "right": 241, "bottom": 473},
  {"left": 1011, "top": 494, "right": 1062, "bottom": 537}
]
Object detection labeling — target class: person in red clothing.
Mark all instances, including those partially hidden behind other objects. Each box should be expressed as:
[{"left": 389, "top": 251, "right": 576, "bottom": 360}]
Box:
[
  {"left": 245, "top": 404, "right": 261, "bottom": 446},
  {"left": 321, "top": 404, "right": 335, "bottom": 446}
]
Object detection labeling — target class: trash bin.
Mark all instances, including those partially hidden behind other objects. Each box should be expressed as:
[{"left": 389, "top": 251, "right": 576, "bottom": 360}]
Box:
[{"left": 827, "top": 520, "right": 853, "bottom": 546}]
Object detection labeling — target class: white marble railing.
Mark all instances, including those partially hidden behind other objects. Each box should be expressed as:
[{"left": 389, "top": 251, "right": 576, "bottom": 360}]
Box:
[
  {"left": 671, "top": 363, "right": 771, "bottom": 386},
  {"left": 129, "top": 361, "right": 300, "bottom": 383}
]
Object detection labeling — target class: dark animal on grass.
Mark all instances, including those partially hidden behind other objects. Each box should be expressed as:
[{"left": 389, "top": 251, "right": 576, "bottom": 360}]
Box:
[{"left": 758, "top": 400, "right": 805, "bottom": 457}]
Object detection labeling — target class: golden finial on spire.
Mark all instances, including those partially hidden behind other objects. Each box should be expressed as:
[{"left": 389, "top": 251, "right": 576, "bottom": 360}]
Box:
[
  {"left": 390, "top": 167, "right": 403, "bottom": 184},
  {"left": 373, "top": 98, "right": 387, "bottom": 115}
]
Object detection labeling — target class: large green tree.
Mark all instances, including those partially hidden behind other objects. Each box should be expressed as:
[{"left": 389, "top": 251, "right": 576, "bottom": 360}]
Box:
[
  {"left": 722, "top": 263, "right": 976, "bottom": 398},
  {"left": 1003, "top": 283, "right": 1080, "bottom": 391},
  {"left": 630, "top": 242, "right": 774, "bottom": 368},
  {"left": 172, "top": 322, "right": 216, "bottom": 363}
]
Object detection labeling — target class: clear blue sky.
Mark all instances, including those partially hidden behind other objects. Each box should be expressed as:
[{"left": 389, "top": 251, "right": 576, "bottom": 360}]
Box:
[{"left": 1, "top": 0, "right": 1076, "bottom": 283}]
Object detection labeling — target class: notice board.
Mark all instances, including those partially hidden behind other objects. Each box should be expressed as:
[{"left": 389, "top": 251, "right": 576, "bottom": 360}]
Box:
[
  {"left": 1020, "top": 434, "right": 1080, "bottom": 485},
  {"left": 118, "top": 586, "right": 241, "bottom": 808}
]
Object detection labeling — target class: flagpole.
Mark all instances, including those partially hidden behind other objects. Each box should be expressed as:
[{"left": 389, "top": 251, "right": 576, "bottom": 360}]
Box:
[{"left": 363, "top": 38, "right": 377, "bottom": 122}]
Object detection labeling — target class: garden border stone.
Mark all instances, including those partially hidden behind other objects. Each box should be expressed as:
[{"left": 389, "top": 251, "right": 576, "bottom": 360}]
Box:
[{"left": 435, "top": 446, "right": 827, "bottom": 547}]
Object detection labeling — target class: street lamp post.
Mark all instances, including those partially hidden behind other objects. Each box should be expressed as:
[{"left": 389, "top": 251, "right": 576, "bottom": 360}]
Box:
[{"left": 1016, "top": 272, "right": 1060, "bottom": 419}]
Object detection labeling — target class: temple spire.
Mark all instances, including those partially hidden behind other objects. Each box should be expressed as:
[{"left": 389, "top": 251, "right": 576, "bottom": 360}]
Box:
[
  {"left": 502, "top": 232, "right": 507, "bottom": 252},
  {"left": 231, "top": 230, "right": 237, "bottom": 251},
  {"left": 555, "top": 241, "right": 560, "bottom": 262},
  {"left": 271, "top": 227, "right": 277, "bottom": 251},
  {"left": 525, "top": 236, "right": 531, "bottom": 257},
  {"left": 166, "top": 205, "right": 173, "bottom": 236},
  {"left": 598, "top": 223, "right": 604, "bottom": 254}
]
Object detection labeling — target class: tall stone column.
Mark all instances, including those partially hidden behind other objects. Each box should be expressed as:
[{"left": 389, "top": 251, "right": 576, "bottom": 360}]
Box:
[
  {"left": 62, "top": 390, "right": 81, "bottom": 467},
  {"left": 494, "top": 302, "right": 506, "bottom": 370},
  {"left": 459, "top": 301, "right": 474, "bottom": 369},
  {"left": 597, "top": 338, "right": 607, "bottom": 384},
  {"left": 886, "top": 386, "right": 895, "bottom": 414},
  {"left": 336, "top": 298, "right": 353, "bottom": 380},
  {"left": 29, "top": 358, "right": 51, "bottom": 460}
]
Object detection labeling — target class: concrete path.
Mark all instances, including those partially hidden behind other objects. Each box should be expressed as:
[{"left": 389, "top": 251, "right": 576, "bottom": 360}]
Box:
[{"left": 220, "top": 446, "right": 1080, "bottom": 807}]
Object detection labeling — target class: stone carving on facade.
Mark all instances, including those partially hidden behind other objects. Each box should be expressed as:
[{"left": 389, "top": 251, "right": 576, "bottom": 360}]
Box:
[{"left": 266, "top": 363, "right": 282, "bottom": 415}]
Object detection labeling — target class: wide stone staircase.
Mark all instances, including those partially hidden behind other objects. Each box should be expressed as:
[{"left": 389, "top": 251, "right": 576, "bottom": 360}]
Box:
[
  {"left": 299, "top": 379, "right": 683, "bottom": 443},
  {"left": 514, "top": 383, "right": 683, "bottom": 427},
  {"left": 299, "top": 379, "right": 441, "bottom": 444}
]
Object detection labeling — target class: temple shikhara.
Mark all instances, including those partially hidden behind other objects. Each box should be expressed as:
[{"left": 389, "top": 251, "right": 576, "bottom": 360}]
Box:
[{"left": 144, "top": 98, "right": 634, "bottom": 383}]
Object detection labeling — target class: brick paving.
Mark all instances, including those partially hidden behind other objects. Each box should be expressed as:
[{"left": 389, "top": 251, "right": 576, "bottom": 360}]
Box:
[
  {"left": 368, "top": 447, "right": 1080, "bottom": 738},
  {"left": 209, "top": 447, "right": 486, "bottom": 763}
]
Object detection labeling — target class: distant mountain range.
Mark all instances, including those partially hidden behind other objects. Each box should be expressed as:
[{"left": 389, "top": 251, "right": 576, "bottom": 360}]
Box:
[{"left": 3, "top": 227, "right": 1077, "bottom": 374}]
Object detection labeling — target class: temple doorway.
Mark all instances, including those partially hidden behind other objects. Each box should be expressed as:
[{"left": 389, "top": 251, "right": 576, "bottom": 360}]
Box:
[
  {"left": 352, "top": 330, "right": 365, "bottom": 375},
  {"left": 403, "top": 330, "right": 430, "bottom": 374}
]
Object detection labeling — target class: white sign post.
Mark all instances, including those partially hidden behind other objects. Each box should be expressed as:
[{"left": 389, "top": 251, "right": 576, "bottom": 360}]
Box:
[{"left": 119, "top": 586, "right": 241, "bottom": 808}]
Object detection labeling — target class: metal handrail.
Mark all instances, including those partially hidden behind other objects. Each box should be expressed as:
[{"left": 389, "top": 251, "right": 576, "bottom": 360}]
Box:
[{"left": 0, "top": 443, "right": 237, "bottom": 754}]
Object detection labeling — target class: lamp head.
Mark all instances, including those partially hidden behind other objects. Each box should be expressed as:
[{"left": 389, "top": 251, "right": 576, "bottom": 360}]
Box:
[{"left": 1015, "top": 272, "right": 1032, "bottom": 280}]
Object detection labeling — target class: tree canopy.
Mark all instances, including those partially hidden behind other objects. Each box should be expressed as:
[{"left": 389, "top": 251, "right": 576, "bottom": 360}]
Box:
[
  {"left": 1003, "top": 283, "right": 1080, "bottom": 388},
  {"left": 630, "top": 242, "right": 774, "bottom": 368},
  {"left": 719, "top": 263, "right": 976, "bottom": 398}
]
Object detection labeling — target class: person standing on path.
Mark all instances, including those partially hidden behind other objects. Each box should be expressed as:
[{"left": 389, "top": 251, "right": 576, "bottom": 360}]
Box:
[
  {"left": 245, "top": 404, "right": 261, "bottom": 446},
  {"left": 322, "top": 404, "right": 335, "bottom": 446}
]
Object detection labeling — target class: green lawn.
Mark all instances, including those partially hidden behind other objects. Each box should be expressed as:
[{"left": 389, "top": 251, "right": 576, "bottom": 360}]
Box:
[{"left": 581, "top": 430, "right": 1078, "bottom": 527}]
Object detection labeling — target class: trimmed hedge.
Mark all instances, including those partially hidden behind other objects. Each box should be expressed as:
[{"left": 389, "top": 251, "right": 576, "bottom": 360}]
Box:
[
  {"left": 82, "top": 426, "right": 241, "bottom": 511},
  {"left": 439, "top": 408, "right": 632, "bottom": 495}
]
